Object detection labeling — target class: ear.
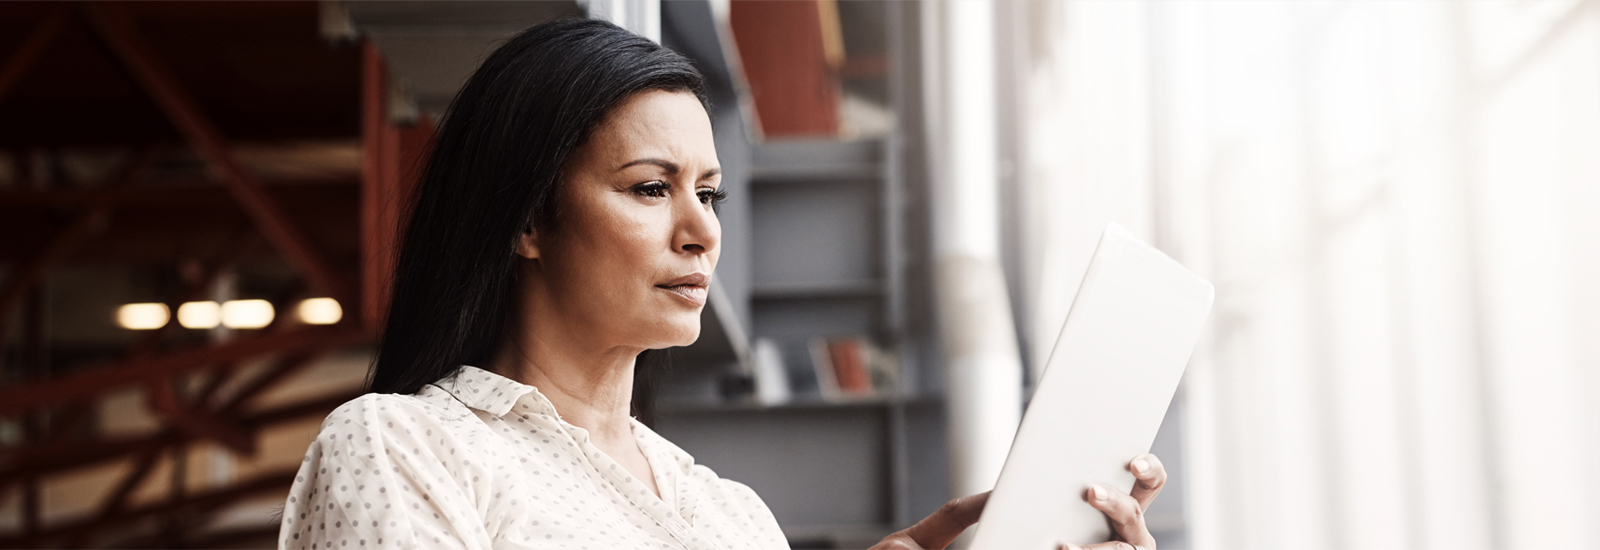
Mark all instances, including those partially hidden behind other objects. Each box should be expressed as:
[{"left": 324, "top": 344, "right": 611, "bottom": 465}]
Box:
[{"left": 515, "top": 224, "right": 540, "bottom": 260}]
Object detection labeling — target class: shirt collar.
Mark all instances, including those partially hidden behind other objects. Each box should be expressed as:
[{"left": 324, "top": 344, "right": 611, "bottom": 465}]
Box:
[
  {"left": 430, "top": 365, "right": 550, "bottom": 417},
  {"left": 433, "top": 366, "right": 695, "bottom": 470},
  {"left": 632, "top": 418, "right": 696, "bottom": 472}
]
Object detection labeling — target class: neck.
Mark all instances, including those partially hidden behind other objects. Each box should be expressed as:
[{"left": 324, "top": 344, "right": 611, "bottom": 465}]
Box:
[{"left": 492, "top": 324, "right": 643, "bottom": 443}]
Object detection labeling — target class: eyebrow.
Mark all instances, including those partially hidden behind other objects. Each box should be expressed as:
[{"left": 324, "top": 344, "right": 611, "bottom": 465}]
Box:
[{"left": 618, "top": 158, "right": 722, "bottom": 180}]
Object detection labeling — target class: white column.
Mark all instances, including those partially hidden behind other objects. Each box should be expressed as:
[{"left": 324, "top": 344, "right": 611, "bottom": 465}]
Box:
[{"left": 924, "top": 0, "right": 1024, "bottom": 502}]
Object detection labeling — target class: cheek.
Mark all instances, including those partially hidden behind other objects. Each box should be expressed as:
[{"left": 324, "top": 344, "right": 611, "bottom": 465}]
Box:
[{"left": 561, "top": 198, "right": 668, "bottom": 285}]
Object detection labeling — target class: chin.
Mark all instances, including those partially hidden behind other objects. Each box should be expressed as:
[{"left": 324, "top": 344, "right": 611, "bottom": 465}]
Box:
[
  {"left": 664, "top": 324, "right": 702, "bottom": 347},
  {"left": 636, "top": 310, "right": 707, "bottom": 348},
  {"left": 657, "top": 314, "right": 703, "bottom": 348}
]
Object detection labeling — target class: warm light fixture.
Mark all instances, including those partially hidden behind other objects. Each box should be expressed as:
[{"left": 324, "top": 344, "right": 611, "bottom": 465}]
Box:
[
  {"left": 116, "top": 303, "right": 170, "bottom": 330},
  {"left": 296, "top": 297, "right": 343, "bottom": 325},
  {"left": 176, "top": 301, "right": 221, "bottom": 329},
  {"left": 220, "top": 299, "right": 275, "bottom": 329}
]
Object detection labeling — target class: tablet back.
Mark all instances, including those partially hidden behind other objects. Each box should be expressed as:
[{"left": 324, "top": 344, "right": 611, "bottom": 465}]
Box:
[{"left": 969, "top": 223, "right": 1213, "bottom": 549}]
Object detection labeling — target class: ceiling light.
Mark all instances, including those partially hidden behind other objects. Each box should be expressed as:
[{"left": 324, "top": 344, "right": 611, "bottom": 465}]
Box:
[
  {"left": 296, "top": 298, "right": 343, "bottom": 325},
  {"left": 177, "top": 301, "right": 221, "bottom": 329},
  {"left": 220, "top": 299, "right": 275, "bottom": 329},
  {"left": 116, "top": 303, "right": 170, "bottom": 330}
]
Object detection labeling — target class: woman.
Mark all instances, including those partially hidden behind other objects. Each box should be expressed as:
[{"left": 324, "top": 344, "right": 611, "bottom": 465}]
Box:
[{"left": 279, "top": 19, "right": 1166, "bottom": 550}]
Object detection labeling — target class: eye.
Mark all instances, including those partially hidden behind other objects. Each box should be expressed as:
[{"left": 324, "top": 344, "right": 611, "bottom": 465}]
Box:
[
  {"left": 698, "top": 188, "right": 728, "bottom": 206},
  {"left": 630, "top": 181, "right": 670, "bottom": 199}
]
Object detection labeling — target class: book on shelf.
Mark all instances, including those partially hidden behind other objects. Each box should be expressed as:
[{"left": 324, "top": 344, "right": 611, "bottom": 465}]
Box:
[
  {"left": 808, "top": 335, "right": 898, "bottom": 399},
  {"left": 751, "top": 338, "right": 792, "bottom": 406}
]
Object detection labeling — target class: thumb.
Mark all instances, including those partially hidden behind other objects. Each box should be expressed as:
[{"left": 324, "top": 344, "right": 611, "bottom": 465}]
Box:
[{"left": 902, "top": 491, "right": 991, "bottom": 550}]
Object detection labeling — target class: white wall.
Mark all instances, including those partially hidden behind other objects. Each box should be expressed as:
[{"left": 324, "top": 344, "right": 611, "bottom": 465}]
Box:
[{"left": 1002, "top": 1, "right": 1600, "bottom": 548}]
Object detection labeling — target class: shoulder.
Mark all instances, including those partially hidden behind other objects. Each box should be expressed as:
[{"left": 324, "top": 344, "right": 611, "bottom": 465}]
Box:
[
  {"left": 320, "top": 388, "right": 472, "bottom": 432},
  {"left": 308, "top": 390, "right": 481, "bottom": 463}
]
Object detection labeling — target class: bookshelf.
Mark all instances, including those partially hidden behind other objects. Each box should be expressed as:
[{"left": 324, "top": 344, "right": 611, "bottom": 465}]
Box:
[
  {"left": 651, "top": 134, "right": 938, "bottom": 543},
  {"left": 648, "top": 3, "right": 947, "bottom": 547}
]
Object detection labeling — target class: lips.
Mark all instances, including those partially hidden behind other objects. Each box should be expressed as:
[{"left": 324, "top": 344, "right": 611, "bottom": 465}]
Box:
[{"left": 655, "top": 272, "right": 709, "bottom": 306}]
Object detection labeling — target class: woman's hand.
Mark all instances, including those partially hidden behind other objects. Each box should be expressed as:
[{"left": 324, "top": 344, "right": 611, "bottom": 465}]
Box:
[
  {"left": 1065, "top": 453, "right": 1168, "bottom": 550},
  {"left": 869, "top": 492, "right": 990, "bottom": 550},
  {"left": 870, "top": 453, "right": 1167, "bottom": 550}
]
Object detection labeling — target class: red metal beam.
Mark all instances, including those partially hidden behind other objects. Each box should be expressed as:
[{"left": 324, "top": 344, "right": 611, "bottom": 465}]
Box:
[
  {"left": 146, "top": 380, "right": 256, "bottom": 454},
  {"left": 0, "top": 327, "right": 359, "bottom": 417},
  {"left": 0, "top": 469, "right": 300, "bottom": 548},
  {"left": 0, "top": 6, "right": 68, "bottom": 106},
  {"left": 0, "top": 207, "right": 109, "bottom": 332},
  {"left": 360, "top": 41, "right": 437, "bottom": 334},
  {"left": 92, "top": 450, "right": 161, "bottom": 526},
  {"left": 145, "top": 525, "right": 282, "bottom": 550},
  {"left": 0, "top": 149, "right": 150, "bottom": 343},
  {"left": 216, "top": 350, "right": 319, "bottom": 416},
  {"left": 80, "top": 3, "right": 353, "bottom": 305},
  {"left": 0, "top": 147, "right": 151, "bottom": 351},
  {"left": 238, "top": 390, "right": 363, "bottom": 428},
  {"left": 41, "top": 404, "right": 91, "bottom": 447},
  {"left": 59, "top": 448, "right": 160, "bottom": 547},
  {"left": 361, "top": 40, "right": 389, "bottom": 333},
  {"left": 0, "top": 432, "right": 176, "bottom": 488},
  {"left": 0, "top": 389, "right": 362, "bottom": 488}
]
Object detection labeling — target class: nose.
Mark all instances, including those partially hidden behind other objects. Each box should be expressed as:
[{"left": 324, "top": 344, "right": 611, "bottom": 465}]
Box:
[{"left": 671, "top": 191, "right": 719, "bottom": 256}]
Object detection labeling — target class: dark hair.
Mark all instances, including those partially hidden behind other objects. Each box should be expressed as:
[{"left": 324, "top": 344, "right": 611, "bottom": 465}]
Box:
[{"left": 367, "top": 18, "right": 707, "bottom": 394}]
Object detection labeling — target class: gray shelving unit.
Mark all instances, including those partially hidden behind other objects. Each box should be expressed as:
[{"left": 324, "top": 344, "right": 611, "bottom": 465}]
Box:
[
  {"left": 653, "top": 135, "right": 926, "bottom": 547},
  {"left": 648, "top": 4, "right": 949, "bottom": 547}
]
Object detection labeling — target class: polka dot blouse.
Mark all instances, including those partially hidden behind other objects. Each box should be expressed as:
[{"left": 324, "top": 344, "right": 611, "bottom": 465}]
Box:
[{"left": 278, "top": 366, "right": 787, "bottom": 550}]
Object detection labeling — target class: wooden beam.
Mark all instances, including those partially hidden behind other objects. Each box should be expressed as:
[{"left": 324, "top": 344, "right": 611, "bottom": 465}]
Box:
[
  {"left": 0, "top": 6, "right": 68, "bottom": 106},
  {"left": 80, "top": 3, "right": 353, "bottom": 304}
]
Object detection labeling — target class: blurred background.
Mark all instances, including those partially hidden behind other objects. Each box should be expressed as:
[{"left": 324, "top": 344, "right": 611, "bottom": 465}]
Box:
[{"left": 0, "top": 1, "right": 1596, "bottom": 548}]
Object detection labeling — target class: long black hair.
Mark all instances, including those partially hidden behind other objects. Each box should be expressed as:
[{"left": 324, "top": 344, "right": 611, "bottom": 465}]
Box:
[{"left": 368, "top": 18, "right": 707, "bottom": 395}]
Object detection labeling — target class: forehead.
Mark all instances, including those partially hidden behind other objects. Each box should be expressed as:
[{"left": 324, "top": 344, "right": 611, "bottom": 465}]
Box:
[{"left": 582, "top": 89, "right": 717, "bottom": 168}]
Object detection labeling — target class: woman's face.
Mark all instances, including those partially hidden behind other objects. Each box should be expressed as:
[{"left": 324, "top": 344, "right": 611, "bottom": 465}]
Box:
[{"left": 518, "top": 89, "right": 722, "bottom": 351}]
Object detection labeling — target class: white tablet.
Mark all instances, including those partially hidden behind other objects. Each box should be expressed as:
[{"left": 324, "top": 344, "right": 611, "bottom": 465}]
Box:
[{"left": 970, "top": 223, "right": 1214, "bottom": 549}]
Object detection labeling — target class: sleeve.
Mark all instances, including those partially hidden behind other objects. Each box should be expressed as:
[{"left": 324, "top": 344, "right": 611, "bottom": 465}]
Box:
[{"left": 278, "top": 395, "right": 490, "bottom": 550}]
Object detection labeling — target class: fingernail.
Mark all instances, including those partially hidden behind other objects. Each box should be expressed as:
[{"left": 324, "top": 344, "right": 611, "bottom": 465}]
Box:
[
  {"left": 1133, "top": 458, "right": 1150, "bottom": 474},
  {"left": 1091, "top": 486, "right": 1106, "bottom": 501}
]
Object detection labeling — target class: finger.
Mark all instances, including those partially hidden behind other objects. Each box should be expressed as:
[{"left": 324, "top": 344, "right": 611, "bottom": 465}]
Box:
[
  {"left": 1085, "top": 485, "right": 1156, "bottom": 549},
  {"left": 867, "top": 533, "right": 925, "bottom": 550},
  {"left": 901, "top": 491, "right": 991, "bottom": 550},
  {"left": 1060, "top": 542, "right": 1149, "bottom": 550},
  {"left": 1126, "top": 453, "right": 1167, "bottom": 512}
]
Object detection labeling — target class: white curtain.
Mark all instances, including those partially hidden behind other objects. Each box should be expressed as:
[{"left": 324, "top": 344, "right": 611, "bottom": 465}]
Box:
[{"left": 1004, "top": 2, "right": 1600, "bottom": 549}]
